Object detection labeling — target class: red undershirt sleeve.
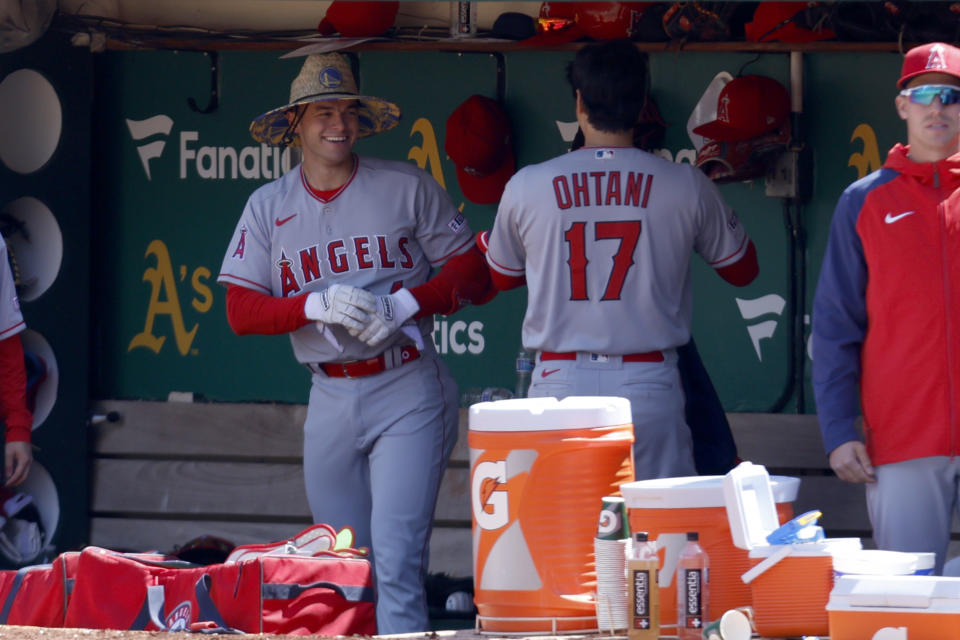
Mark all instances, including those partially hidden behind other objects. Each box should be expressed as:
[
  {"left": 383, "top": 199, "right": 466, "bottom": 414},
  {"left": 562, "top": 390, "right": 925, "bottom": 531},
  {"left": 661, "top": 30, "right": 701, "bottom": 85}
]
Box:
[
  {"left": 410, "top": 246, "right": 495, "bottom": 317},
  {"left": 715, "top": 239, "right": 759, "bottom": 287},
  {"left": 0, "top": 335, "right": 31, "bottom": 443},
  {"left": 226, "top": 285, "right": 312, "bottom": 336},
  {"left": 490, "top": 270, "right": 526, "bottom": 291}
]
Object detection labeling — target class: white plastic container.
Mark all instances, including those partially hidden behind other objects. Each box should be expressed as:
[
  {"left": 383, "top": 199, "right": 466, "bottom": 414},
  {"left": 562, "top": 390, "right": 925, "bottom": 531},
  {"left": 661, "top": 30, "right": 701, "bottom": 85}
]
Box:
[{"left": 833, "top": 549, "right": 936, "bottom": 580}]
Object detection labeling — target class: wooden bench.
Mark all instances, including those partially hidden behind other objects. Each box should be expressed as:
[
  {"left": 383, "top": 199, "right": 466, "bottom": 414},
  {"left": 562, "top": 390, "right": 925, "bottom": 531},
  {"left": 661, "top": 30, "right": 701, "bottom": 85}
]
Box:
[
  {"left": 87, "top": 401, "right": 959, "bottom": 575},
  {"left": 88, "top": 399, "right": 473, "bottom": 575}
]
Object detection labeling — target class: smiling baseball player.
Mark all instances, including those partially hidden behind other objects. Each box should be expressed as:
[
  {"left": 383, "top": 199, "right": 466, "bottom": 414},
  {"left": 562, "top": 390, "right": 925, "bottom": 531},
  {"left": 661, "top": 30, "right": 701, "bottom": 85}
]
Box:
[
  {"left": 484, "top": 40, "right": 759, "bottom": 479},
  {"left": 217, "top": 53, "right": 491, "bottom": 633}
]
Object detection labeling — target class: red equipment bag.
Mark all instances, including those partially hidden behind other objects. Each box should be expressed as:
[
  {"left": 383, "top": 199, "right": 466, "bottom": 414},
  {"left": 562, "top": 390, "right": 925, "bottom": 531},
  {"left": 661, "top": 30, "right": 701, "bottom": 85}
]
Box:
[
  {"left": 0, "top": 551, "right": 78, "bottom": 627},
  {"left": 64, "top": 545, "right": 376, "bottom": 635}
]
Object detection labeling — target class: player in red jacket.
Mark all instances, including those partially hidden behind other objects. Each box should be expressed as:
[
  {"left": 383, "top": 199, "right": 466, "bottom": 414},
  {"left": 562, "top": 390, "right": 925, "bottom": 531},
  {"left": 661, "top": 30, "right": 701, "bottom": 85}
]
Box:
[{"left": 813, "top": 42, "right": 960, "bottom": 574}]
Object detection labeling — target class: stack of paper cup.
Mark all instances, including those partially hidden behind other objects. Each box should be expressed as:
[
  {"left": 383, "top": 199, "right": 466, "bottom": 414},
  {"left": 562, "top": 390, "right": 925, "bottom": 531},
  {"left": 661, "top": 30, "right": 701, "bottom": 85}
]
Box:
[{"left": 594, "top": 496, "right": 629, "bottom": 631}]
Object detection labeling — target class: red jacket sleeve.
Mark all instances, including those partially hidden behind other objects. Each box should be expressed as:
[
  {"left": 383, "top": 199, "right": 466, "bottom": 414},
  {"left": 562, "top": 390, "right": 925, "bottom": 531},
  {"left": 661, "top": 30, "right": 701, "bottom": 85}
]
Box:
[
  {"left": 0, "top": 334, "right": 31, "bottom": 443},
  {"left": 409, "top": 246, "right": 496, "bottom": 317},
  {"left": 226, "top": 285, "right": 312, "bottom": 336}
]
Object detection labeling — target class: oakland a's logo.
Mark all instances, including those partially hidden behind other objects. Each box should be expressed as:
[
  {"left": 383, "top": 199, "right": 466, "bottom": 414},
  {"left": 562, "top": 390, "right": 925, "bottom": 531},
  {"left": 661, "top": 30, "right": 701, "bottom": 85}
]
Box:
[
  {"left": 165, "top": 601, "right": 192, "bottom": 631},
  {"left": 318, "top": 66, "right": 343, "bottom": 89}
]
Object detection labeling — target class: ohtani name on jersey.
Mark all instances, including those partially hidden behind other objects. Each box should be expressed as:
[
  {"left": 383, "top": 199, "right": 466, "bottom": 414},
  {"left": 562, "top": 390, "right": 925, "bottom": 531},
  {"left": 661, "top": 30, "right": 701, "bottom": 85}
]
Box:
[
  {"left": 278, "top": 235, "right": 414, "bottom": 297},
  {"left": 553, "top": 171, "right": 654, "bottom": 210}
]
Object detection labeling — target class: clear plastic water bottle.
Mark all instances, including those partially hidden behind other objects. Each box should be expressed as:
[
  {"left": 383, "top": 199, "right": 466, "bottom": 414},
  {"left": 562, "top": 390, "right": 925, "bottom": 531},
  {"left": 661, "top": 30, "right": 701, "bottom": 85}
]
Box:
[
  {"left": 515, "top": 348, "right": 535, "bottom": 398},
  {"left": 676, "top": 532, "right": 709, "bottom": 640},
  {"left": 449, "top": 1, "right": 477, "bottom": 37},
  {"left": 460, "top": 386, "right": 513, "bottom": 407}
]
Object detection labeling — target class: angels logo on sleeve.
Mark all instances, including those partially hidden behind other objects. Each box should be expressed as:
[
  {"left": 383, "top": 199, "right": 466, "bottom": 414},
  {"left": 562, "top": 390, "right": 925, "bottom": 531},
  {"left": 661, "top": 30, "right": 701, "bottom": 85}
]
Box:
[{"left": 231, "top": 226, "right": 247, "bottom": 260}]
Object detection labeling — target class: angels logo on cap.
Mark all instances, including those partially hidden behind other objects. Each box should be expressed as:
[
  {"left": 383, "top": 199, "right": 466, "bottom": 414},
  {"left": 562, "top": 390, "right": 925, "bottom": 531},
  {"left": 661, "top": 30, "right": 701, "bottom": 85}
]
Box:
[
  {"left": 897, "top": 42, "right": 960, "bottom": 89},
  {"left": 691, "top": 75, "right": 790, "bottom": 143},
  {"left": 927, "top": 43, "right": 948, "bottom": 71}
]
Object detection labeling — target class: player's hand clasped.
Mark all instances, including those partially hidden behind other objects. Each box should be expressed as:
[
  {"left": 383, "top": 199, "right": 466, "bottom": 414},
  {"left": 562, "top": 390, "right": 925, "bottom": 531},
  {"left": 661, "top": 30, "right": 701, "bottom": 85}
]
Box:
[
  {"left": 356, "top": 289, "right": 420, "bottom": 347},
  {"left": 305, "top": 284, "right": 377, "bottom": 333}
]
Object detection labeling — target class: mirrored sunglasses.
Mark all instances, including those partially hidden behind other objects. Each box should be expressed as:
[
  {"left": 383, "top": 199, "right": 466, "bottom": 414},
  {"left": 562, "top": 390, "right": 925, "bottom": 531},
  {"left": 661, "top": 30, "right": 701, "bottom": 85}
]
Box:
[{"left": 899, "top": 84, "right": 960, "bottom": 106}]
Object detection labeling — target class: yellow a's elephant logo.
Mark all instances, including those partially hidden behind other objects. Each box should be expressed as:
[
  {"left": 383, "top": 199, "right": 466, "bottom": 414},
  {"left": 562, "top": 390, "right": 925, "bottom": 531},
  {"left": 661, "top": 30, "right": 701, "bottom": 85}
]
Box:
[{"left": 848, "top": 123, "right": 881, "bottom": 179}]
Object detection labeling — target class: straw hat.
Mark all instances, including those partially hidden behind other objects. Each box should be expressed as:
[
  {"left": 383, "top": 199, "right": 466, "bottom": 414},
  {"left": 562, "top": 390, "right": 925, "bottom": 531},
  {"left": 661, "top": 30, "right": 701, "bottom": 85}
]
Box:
[{"left": 249, "top": 53, "right": 401, "bottom": 145}]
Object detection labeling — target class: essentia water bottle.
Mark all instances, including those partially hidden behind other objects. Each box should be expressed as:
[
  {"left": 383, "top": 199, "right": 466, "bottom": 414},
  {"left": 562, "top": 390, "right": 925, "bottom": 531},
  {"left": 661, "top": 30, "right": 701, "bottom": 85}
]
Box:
[
  {"left": 628, "top": 532, "right": 660, "bottom": 640},
  {"left": 676, "top": 531, "right": 709, "bottom": 640}
]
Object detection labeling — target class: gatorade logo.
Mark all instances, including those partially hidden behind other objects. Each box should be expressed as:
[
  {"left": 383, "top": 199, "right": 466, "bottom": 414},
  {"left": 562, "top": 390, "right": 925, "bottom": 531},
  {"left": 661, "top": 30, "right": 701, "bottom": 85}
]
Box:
[
  {"left": 872, "top": 628, "right": 907, "bottom": 640},
  {"left": 472, "top": 460, "right": 508, "bottom": 530}
]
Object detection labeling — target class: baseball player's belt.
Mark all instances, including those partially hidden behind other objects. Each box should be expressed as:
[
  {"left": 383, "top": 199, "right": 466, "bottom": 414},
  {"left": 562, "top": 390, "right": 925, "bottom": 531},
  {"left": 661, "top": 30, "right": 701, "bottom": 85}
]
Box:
[
  {"left": 540, "top": 350, "right": 664, "bottom": 363},
  {"left": 308, "top": 345, "right": 420, "bottom": 378}
]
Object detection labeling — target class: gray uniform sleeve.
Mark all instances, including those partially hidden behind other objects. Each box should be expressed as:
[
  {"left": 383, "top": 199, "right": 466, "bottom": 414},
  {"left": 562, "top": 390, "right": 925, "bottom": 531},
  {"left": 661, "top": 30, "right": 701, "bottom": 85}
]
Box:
[
  {"left": 413, "top": 172, "right": 474, "bottom": 266},
  {"left": 486, "top": 175, "right": 526, "bottom": 277},
  {"left": 691, "top": 169, "right": 750, "bottom": 268},
  {"left": 217, "top": 198, "right": 274, "bottom": 294},
  {"left": 0, "top": 238, "right": 25, "bottom": 340}
]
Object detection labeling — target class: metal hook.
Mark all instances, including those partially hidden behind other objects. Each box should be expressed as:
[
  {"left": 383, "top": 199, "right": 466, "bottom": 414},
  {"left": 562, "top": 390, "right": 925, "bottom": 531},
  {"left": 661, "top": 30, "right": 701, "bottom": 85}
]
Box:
[{"left": 188, "top": 51, "right": 220, "bottom": 114}]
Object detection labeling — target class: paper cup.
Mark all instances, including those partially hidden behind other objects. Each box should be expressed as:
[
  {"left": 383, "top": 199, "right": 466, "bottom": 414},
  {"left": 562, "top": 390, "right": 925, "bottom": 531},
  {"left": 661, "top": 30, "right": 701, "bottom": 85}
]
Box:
[
  {"left": 703, "top": 608, "right": 753, "bottom": 640},
  {"left": 594, "top": 537, "right": 628, "bottom": 630},
  {"left": 597, "top": 496, "right": 629, "bottom": 540}
]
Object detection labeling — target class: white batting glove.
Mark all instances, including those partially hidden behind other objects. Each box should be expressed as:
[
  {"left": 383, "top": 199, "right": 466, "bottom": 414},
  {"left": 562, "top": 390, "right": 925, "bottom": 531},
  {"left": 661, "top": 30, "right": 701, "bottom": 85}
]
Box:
[
  {"left": 356, "top": 289, "right": 420, "bottom": 348},
  {"left": 304, "top": 284, "right": 376, "bottom": 334}
]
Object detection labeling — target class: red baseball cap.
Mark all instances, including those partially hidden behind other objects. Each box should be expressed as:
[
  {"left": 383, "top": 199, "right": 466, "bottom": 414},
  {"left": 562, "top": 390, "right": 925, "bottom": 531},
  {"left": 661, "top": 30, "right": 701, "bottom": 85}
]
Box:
[
  {"left": 317, "top": 1, "right": 398, "bottom": 38},
  {"left": 692, "top": 75, "right": 790, "bottom": 143},
  {"left": 898, "top": 42, "right": 960, "bottom": 89},
  {"left": 445, "top": 95, "right": 515, "bottom": 205},
  {"left": 520, "top": 2, "right": 586, "bottom": 47},
  {"left": 744, "top": 2, "right": 835, "bottom": 43}
]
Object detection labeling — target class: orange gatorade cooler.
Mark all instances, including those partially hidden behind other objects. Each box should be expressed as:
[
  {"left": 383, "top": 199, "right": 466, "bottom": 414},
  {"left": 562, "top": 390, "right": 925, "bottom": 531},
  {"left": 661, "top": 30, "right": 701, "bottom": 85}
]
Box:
[
  {"left": 828, "top": 575, "right": 960, "bottom": 640},
  {"left": 725, "top": 461, "right": 860, "bottom": 638},
  {"left": 469, "top": 396, "right": 635, "bottom": 633},
  {"left": 621, "top": 471, "right": 799, "bottom": 630}
]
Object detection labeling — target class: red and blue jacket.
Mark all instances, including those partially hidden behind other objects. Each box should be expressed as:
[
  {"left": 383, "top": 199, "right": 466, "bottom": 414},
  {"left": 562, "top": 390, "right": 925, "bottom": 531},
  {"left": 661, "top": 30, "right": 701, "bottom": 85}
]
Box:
[{"left": 813, "top": 144, "right": 960, "bottom": 465}]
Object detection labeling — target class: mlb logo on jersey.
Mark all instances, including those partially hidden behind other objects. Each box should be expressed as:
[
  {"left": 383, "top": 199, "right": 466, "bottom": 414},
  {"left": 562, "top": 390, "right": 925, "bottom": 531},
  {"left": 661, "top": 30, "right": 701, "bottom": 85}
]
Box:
[{"left": 595, "top": 149, "right": 615, "bottom": 160}]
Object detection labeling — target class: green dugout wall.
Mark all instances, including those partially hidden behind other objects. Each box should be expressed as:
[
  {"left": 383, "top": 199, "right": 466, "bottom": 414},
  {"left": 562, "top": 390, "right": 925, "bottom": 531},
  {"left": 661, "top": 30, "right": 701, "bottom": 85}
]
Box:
[{"left": 89, "top": 45, "right": 904, "bottom": 412}]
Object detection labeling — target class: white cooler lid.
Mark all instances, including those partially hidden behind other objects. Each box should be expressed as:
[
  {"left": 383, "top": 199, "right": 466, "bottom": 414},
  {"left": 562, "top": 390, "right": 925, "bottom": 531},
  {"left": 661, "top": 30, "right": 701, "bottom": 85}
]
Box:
[
  {"left": 829, "top": 574, "right": 960, "bottom": 610},
  {"left": 834, "top": 549, "right": 936, "bottom": 576},
  {"left": 724, "top": 461, "right": 780, "bottom": 550},
  {"left": 621, "top": 473, "right": 799, "bottom": 510},
  {"left": 468, "top": 396, "right": 632, "bottom": 432}
]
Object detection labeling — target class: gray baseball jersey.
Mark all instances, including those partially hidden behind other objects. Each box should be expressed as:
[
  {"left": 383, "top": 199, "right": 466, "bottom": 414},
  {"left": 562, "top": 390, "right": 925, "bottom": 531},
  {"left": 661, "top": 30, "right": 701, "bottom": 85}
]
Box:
[
  {"left": 0, "top": 237, "right": 24, "bottom": 341},
  {"left": 218, "top": 155, "right": 473, "bottom": 361},
  {"left": 486, "top": 147, "right": 749, "bottom": 354}
]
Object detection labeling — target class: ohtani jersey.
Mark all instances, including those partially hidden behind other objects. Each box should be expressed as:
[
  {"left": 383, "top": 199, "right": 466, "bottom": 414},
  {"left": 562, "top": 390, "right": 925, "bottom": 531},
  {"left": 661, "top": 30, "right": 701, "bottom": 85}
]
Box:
[
  {"left": 0, "top": 237, "right": 24, "bottom": 341},
  {"left": 486, "top": 146, "right": 749, "bottom": 354},
  {"left": 218, "top": 155, "right": 473, "bottom": 363}
]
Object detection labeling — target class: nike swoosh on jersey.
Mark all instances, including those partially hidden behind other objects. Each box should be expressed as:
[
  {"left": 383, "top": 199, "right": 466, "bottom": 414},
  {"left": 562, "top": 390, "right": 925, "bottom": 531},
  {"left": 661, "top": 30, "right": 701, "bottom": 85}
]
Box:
[
  {"left": 541, "top": 368, "right": 561, "bottom": 378},
  {"left": 884, "top": 211, "right": 916, "bottom": 224},
  {"left": 275, "top": 214, "right": 298, "bottom": 226}
]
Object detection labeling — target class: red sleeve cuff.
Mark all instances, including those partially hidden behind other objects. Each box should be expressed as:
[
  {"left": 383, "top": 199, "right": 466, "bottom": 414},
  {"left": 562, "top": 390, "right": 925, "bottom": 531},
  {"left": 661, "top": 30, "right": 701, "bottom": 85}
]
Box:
[
  {"left": 410, "top": 246, "right": 495, "bottom": 317},
  {"left": 715, "top": 240, "right": 759, "bottom": 287},
  {"left": 226, "top": 285, "right": 312, "bottom": 335}
]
